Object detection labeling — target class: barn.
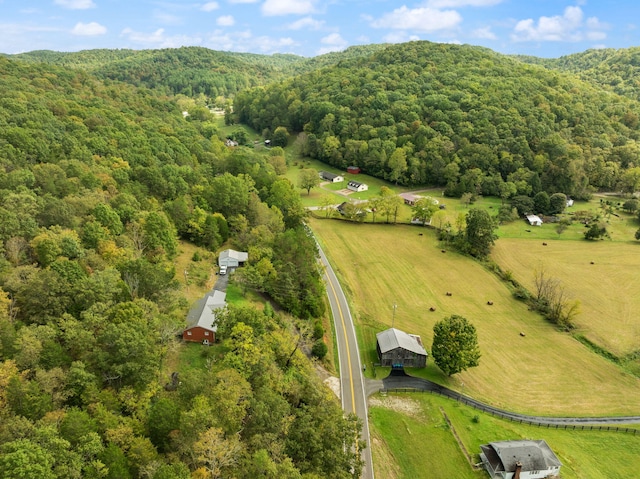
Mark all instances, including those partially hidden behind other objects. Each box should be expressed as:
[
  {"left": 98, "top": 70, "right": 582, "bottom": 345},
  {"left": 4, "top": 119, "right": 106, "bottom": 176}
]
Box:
[
  {"left": 480, "top": 440, "right": 562, "bottom": 479},
  {"left": 218, "top": 249, "right": 248, "bottom": 268},
  {"left": 183, "top": 290, "right": 226, "bottom": 344},
  {"left": 376, "top": 328, "right": 428, "bottom": 368},
  {"left": 320, "top": 171, "right": 344, "bottom": 183},
  {"left": 347, "top": 166, "right": 361, "bottom": 174},
  {"left": 347, "top": 180, "right": 368, "bottom": 192},
  {"left": 526, "top": 214, "right": 543, "bottom": 226}
]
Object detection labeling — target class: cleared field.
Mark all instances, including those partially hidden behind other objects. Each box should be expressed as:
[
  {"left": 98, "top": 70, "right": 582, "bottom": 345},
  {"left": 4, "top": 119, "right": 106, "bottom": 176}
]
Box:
[
  {"left": 309, "top": 218, "right": 640, "bottom": 415},
  {"left": 492, "top": 238, "right": 640, "bottom": 357},
  {"left": 370, "top": 393, "right": 640, "bottom": 479}
]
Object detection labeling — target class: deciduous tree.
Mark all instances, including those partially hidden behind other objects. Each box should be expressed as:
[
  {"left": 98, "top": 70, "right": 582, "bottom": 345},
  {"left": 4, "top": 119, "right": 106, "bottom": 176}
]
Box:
[{"left": 431, "top": 315, "right": 480, "bottom": 376}]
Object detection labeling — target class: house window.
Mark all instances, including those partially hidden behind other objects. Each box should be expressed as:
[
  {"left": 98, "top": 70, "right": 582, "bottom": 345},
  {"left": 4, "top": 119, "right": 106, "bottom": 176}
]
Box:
[
  {"left": 205, "top": 331, "right": 209, "bottom": 336},
  {"left": 187, "top": 331, "right": 192, "bottom": 336}
]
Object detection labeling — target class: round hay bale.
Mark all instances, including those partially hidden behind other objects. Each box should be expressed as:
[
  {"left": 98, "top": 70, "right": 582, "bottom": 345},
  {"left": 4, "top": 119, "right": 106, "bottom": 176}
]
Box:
[
  {"left": 429, "top": 307, "right": 436, "bottom": 312},
  {"left": 520, "top": 332, "right": 526, "bottom": 337}
]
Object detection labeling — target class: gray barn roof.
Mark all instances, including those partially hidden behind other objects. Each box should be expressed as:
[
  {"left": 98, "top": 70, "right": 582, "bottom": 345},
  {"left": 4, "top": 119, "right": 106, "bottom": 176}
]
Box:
[
  {"left": 218, "top": 249, "right": 248, "bottom": 264},
  {"left": 185, "top": 290, "right": 226, "bottom": 332},
  {"left": 481, "top": 440, "right": 562, "bottom": 473},
  {"left": 376, "top": 328, "right": 427, "bottom": 356}
]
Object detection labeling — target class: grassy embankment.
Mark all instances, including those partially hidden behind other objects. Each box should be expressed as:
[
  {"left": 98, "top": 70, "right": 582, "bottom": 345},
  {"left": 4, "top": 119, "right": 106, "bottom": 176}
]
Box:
[{"left": 370, "top": 393, "right": 640, "bottom": 479}]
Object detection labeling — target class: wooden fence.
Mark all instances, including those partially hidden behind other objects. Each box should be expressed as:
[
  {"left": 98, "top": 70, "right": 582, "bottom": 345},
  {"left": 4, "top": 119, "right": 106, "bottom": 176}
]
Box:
[{"left": 381, "top": 387, "right": 639, "bottom": 435}]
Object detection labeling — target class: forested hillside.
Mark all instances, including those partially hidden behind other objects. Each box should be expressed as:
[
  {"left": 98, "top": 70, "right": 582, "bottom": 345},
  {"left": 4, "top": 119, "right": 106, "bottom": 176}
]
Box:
[
  {"left": 0, "top": 56, "right": 360, "bottom": 478},
  {"left": 236, "top": 41, "right": 640, "bottom": 198},
  {"left": 9, "top": 47, "right": 303, "bottom": 98}
]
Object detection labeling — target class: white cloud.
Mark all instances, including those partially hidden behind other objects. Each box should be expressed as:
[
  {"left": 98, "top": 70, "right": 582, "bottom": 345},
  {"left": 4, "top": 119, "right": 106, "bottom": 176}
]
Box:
[
  {"left": 382, "top": 32, "right": 421, "bottom": 44},
  {"left": 71, "top": 21, "right": 107, "bottom": 36},
  {"left": 511, "top": 6, "right": 606, "bottom": 43},
  {"left": 217, "top": 15, "right": 235, "bottom": 26},
  {"left": 427, "top": 0, "right": 502, "bottom": 7},
  {"left": 201, "top": 1, "right": 219, "bottom": 11},
  {"left": 121, "top": 27, "right": 203, "bottom": 47},
  {"left": 262, "top": 0, "right": 316, "bottom": 16},
  {"left": 228, "top": 0, "right": 258, "bottom": 3},
  {"left": 472, "top": 26, "right": 496, "bottom": 40},
  {"left": 316, "top": 33, "right": 348, "bottom": 54},
  {"left": 54, "top": 0, "right": 95, "bottom": 9},
  {"left": 286, "top": 16, "right": 324, "bottom": 30},
  {"left": 371, "top": 6, "right": 462, "bottom": 32},
  {"left": 204, "top": 29, "right": 296, "bottom": 54}
]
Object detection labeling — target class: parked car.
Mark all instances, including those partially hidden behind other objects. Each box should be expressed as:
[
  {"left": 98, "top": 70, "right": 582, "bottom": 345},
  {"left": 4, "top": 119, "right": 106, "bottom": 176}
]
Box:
[{"left": 219, "top": 265, "right": 227, "bottom": 275}]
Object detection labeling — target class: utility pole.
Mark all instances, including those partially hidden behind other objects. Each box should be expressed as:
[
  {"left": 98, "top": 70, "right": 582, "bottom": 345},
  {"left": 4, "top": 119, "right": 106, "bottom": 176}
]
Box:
[{"left": 392, "top": 303, "right": 397, "bottom": 328}]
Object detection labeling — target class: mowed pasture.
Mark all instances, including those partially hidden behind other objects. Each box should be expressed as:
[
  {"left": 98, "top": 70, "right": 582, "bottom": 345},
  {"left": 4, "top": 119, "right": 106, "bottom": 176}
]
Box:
[
  {"left": 369, "top": 393, "right": 640, "bottom": 479},
  {"left": 492, "top": 239, "right": 640, "bottom": 357},
  {"left": 309, "top": 218, "right": 640, "bottom": 415}
]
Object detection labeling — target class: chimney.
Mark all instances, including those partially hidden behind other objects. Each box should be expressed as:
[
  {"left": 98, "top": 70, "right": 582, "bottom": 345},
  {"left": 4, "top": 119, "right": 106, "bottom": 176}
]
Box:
[{"left": 514, "top": 461, "right": 522, "bottom": 479}]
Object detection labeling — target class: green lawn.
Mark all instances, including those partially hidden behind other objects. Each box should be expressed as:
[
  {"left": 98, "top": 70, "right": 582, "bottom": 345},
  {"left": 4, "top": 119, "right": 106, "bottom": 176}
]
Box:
[
  {"left": 369, "top": 392, "right": 640, "bottom": 479},
  {"left": 310, "top": 218, "right": 640, "bottom": 415}
]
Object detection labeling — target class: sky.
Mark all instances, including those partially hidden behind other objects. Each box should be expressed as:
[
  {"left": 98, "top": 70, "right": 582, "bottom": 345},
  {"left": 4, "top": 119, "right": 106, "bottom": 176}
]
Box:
[{"left": 1, "top": 0, "right": 639, "bottom": 58}]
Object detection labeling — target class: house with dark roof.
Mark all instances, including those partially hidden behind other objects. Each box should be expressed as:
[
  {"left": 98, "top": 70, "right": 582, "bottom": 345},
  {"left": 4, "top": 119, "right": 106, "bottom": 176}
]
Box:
[
  {"left": 218, "top": 249, "right": 248, "bottom": 269},
  {"left": 347, "top": 180, "right": 368, "bottom": 192},
  {"left": 183, "top": 290, "right": 226, "bottom": 344},
  {"left": 480, "top": 440, "right": 562, "bottom": 479},
  {"left": 376, "top": 328, "right": 428, "bottom": 368},
  {"left": 319, "top": 171, "right": 344, "bottom": 183}
]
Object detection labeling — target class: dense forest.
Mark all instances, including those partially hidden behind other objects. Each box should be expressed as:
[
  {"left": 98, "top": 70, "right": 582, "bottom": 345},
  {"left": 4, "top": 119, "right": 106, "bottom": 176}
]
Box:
[
  {"left": 235, "top": 41, "right": 640, "bottom": 199},
  {"left": 7, "top": 45, "right": 387, "bottom": 99},
  {"left": 517, "top": 46, "right": 640, "bottom": 102},
  {"left": 0, "top": 56, "right": 361, "bottom": 478}
]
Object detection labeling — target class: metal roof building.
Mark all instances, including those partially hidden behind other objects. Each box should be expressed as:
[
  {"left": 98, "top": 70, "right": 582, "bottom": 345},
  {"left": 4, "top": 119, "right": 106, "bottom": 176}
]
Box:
[
  {"left": 376, "top": 328, "right": 428, "bottom": 368},
  {"left": 480, "top": 439, "right": 562, "bottom": 479}
]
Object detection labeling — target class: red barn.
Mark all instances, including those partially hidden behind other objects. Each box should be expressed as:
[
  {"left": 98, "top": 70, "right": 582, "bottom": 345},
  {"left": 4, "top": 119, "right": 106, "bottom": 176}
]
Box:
[
  {"left": 347, "top": 166, "right": 361, "bottom": 174},
  {"left": 183, "top": 290, "right": 226, "bottom": 344}
]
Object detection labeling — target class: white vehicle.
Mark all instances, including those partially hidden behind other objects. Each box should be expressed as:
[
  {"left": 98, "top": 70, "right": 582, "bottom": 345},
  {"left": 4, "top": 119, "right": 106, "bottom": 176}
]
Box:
[{"left": 219, "top": 265, "right": 227, "bottom": 275}]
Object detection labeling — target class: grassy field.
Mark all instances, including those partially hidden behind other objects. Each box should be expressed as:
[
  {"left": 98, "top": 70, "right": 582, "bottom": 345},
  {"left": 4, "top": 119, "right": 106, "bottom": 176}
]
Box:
[
  {"left": 309, "top": 218, "right": 640, "bottom": 415},
  {"left": 369, "top": 392, "right": 640, "bottom": 479}
]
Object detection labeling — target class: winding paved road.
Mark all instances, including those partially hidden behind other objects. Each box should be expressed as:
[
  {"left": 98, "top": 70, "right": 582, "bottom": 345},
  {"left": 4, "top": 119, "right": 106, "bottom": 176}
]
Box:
[{"left": 317, "top": 243, "right": 374, "bottom": 479}]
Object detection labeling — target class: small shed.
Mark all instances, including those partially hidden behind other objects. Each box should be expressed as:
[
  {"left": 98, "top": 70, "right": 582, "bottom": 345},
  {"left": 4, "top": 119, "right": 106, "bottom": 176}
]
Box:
[
  {"left": 183, "top": 290, "right": 226, "bottom": 343},
  {"left": 320, "top": 171, "right": 344, "bottom": 183},
  {"left": 376, "top": 328, "right": 428, "bottom": 368},
  {"left": 347, "top": 166, "right": 361, "bottom": 174},
  {"left": 526, "top": 214, "right": 543, "bottom": 226},
  {"left": 218, "top": 249, "right": 248, "bottom": 268},
  {"left": 566, "top": 198, "right": 574, "bottom": 207},
  {"left": 480, "top": 440, "right": 562, "bottom": 479},
  {"left": 347, "top": 180, "right": 368, "bottom": 192}
]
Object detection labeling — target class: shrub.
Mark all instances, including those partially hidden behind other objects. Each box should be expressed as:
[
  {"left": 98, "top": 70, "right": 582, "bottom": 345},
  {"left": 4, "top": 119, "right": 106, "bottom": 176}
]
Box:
[
  {"left": 311, "top": 339, "right": 328, "bottom": 359},
  {"left": 312, "top": 321, "right": 324, "bottom": 340}
]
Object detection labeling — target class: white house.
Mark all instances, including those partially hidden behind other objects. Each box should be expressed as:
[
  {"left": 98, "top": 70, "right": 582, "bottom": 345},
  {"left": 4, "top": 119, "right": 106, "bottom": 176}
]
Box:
[
  {"left": 319, "top": 171, "right": 344, "bottom": 183},
  {"left": 480, "top": 440, "right": 562, "bottom": 479},
  {"left": 347, "top": 180, "right": 368, "bottom": 192},
  {"left": 526, "top": 214, "right": 543, "bottom": 226},
  {"left": 218, "top": 249, "right": 248, "bottom": 268}
]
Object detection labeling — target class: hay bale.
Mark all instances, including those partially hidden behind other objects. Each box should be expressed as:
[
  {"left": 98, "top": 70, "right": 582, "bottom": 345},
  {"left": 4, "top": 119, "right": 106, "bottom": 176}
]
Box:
[
  {"left": 519, "top": 332, "right": 526, "bottom": 337},
  {"left": 542, "top": 242, "right": 547, "bottom": 246},
  {"left": 446, "top": 291, "right": 452, "bottom": 296},
  {"left": 429, "top": 307, "right": 436, "bottom": 312},
  {"left": 487, "top": 301, "right": 494, "bottom": 306}
]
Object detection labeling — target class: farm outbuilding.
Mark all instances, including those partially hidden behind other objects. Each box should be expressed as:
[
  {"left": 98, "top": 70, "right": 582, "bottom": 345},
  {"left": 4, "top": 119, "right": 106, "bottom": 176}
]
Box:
[
  {"left": 376, "top": 328, "right": 428, "bottom": 368},
  {"left": 526, "top": 214, "right": 543, "bottom": 226},
  {"left": 480, "top": 440, "right": 562, "bottom": 479},
  {"left": 319, "top": 171, "right": 344, "bottom": 183},
  {"left": 183, "top": 290, "right": 226, "bottom": 344},
  {"left": 347, "top": 180, "right": 368, "bottom": 192},
  {"left": 218, "top": 249, "right": 248, "bottom": 268},
  {"left": 347, "top": 166, "right": 361, "bottom": 174}
]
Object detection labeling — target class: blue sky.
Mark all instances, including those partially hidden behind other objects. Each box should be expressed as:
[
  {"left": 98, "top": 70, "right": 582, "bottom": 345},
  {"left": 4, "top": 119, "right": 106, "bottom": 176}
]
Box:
[{"left": 1, "top": 0, "right": 638, "bottom": 58}]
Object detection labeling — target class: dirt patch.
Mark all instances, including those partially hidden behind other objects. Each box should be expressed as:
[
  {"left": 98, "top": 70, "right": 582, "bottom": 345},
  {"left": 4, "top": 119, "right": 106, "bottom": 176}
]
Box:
[
  {"left": 324, "top": 376, "right": 341, "bottom": 399},
  {"left": 338, "top": 188, "right": 355, "bottom": 195},
  {"left": 369, "top": 395, "right": 421, "bottom": 416}
]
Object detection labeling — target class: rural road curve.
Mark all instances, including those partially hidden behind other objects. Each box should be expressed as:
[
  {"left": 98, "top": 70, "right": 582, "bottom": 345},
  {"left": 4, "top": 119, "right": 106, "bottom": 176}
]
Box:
[{"left": 316, "top": 241, "right": 374, "bottom": 479}]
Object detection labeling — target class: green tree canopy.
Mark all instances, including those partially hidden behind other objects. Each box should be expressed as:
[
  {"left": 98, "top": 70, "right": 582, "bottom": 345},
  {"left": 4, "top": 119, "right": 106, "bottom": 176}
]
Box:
[{"left": 431, "top": 315, "right": 480, "bottom": 376}]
